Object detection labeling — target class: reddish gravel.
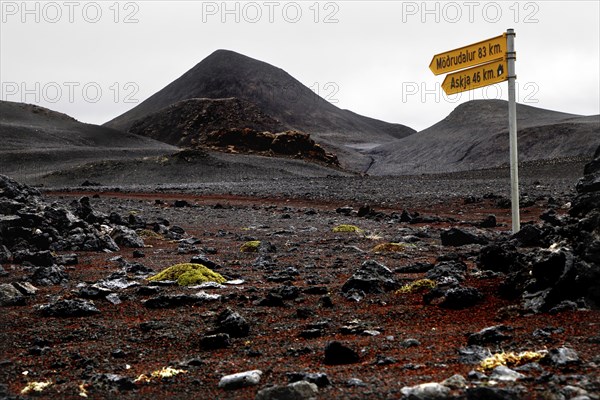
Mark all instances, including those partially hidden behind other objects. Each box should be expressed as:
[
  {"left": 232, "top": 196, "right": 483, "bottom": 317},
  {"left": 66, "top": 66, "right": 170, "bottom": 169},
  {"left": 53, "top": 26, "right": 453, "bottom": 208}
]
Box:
[{"left": 1, "top": 192, "right": 598, "bottom": 399}]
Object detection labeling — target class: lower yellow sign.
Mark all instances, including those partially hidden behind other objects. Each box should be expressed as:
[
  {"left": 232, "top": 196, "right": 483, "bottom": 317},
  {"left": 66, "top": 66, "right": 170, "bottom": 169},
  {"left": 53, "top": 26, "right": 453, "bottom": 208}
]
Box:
[{"left": 441, "top": 59, "right": 508, "bottom": 95}]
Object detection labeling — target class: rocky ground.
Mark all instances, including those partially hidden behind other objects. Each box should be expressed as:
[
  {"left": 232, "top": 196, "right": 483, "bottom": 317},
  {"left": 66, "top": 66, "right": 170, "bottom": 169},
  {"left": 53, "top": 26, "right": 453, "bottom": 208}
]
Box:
[{"left": 1, "top": 152, "right": 599, "bottom": 399}]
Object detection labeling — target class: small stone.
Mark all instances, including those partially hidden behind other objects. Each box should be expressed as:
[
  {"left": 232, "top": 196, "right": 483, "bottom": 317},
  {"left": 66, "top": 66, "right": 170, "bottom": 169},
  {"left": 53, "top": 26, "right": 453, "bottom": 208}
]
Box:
[
  {"left": 0, "top": 283, "right": 25, "bottom": 306},
  {"left": 548, "top": 300, "right": 578, "bottom": 314},
  {"left": 320, "top": 295, "right": 333, "bottom": 308},
  {"left": 218, "top": 369, "right": 262, "bottom": 390},
  {"left": 467, "top": 370, "right": 487, "bottom": 381},
  {"left": 215, "top": 308, "right": 250, "bottom": 338},
  {"left": 110, "top": 226, "right": 144, "bottom": 248},
  {"left": 296, "top": 307, "right": 316, "bottom": 319},
  {"left": 511, "top": 224, "right": 544, "bottom": 247},
  {"left": 55, "top": 253, "right": 78, "bottom": 265},
  {"left": 143, "top": 293, "right": 218, "bottom": 308},
  {"left": 489, "top": 365, "right": 525, "bottom": 382},
  {"left": 345, "top": 378, "right": 366, "bottom": 387},
  {"left": 200, "top": 333, "right": 231, "bottom": 349},
  {"left": 30, "top": 265, "right": 68, "bottom": 286},
  {"left": 400, "top": 382, "right": 451, "bottom": 399},
  {"left": 479, "top": 214, "right": 497, "bottom": 228},
  {"left": 362, "top": 330, "right": 381, "bottom": 336},
  {"left": 12, "top": 282, "right": 38, "bottom": 296},
  {"left": 106, "top": 293, "right": 122, "bottom": 305},
  {"left": 111, "top": 348, "right": 127, "bottom": 358},
  {"left": 38, "top": 298, "right": 100, "bottom": 317},
  {"left": 91, "top": 373, "right": 136, "bottom": 391},
  {"left": 458, "top": 346, "right": 493, "bottom": 364},
  {"left": 438, "top": 286, "right": 483, "bottom": 309},
  {"left": 255, "top": 380, "right": 318, "bottom": 400},
  {"left": 286, "top": 372, "right": 330, "bottom": 388},
  {"left": 341, "top": 260, "right": 396, "bottom": 294},
  {"left": 562, "top": 385, "right": 590, "bottom": 399},
  {"left": 324, "top": 341, "right": 359, "bottom": 365},
  {"left": 465, "top": 386, "right": 521, "bottom": 400},
  {"left": 132, "top": 250, "right": 145, "bottom": 258},
  {"left": 440, "top": 228, "right": 488, "bottom": 246},
  {"left": 299, "top": 329, "right": 323, "bottom": 339},
  {"left": 467, "top": 325, "right": 513, "bottom": 345},
  {"left": 400, "top": 338, "right": 421, "bottom": 348},
  {"left": 374, "top": 355, "right": 397, "bottom": 365},
  {"left": 190, "top": 254, "right": 222, "bottom": 270},
  {"left": 545, "top": 346, "right": 580, "bottom": 367},
  {"left": 441, "top": 374, "right": 467, "bottom": 389}
]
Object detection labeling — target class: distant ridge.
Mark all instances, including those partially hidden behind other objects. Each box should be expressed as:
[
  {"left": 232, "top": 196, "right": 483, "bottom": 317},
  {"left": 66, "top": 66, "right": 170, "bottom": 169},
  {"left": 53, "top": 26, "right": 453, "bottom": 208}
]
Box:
[
  {"left": 0, "top": 100, "right": 176, "bottom": 180},
  {"left": 368, "top": 99, "right": 599, "bottom": 175}
]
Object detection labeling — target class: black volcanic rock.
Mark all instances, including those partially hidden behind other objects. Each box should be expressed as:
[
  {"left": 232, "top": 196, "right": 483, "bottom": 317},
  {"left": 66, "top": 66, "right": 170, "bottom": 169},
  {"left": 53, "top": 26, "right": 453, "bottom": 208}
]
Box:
[
  {"left": 495, "top": 146, "right": 600, "bottom": 311},
  {"left": 38, "top": 298, "right": 100, "bottom": 317},
  {"left": 341, "top": 260, "right": 396, "bottom": 294},
  {"left": 128, "top": 97, "right": 285, "bottom": 147},
  {"left": 215, "top": 308, "right": 250, "bottom": 338},
  {"left": 441, "top": 228, "right": 488, "bottom": 247},
  {"left": 324, "top": 341, "right": 359, "bottom": 365},
  {"left": 0, "top": 175, "right": 119, "bottom": 254},
  {"left": 572, "top": 144, "right": 600, "bottom": 217}
]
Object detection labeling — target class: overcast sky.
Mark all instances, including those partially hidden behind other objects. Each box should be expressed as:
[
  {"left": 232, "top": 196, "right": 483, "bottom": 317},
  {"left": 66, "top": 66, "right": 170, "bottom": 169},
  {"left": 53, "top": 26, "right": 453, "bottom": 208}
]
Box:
[{"left": 1, "top": 0, "right": 599, "bottom": 131}]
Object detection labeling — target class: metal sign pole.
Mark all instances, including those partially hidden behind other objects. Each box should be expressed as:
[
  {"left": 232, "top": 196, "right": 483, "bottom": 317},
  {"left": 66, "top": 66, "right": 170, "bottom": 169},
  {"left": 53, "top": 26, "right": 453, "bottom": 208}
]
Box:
[{"left": 506, "top": 29, "right": 520, "bottom": 233}]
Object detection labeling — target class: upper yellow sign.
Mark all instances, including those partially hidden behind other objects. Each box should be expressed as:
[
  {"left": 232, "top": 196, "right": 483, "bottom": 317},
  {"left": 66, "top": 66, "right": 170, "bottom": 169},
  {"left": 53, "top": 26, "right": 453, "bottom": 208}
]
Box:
[
  {"left": 429, "top": 34, "right": 506, "bottom": 75},
  {"left": 441, "top": 59, "right": 508, "bottom": 95}
]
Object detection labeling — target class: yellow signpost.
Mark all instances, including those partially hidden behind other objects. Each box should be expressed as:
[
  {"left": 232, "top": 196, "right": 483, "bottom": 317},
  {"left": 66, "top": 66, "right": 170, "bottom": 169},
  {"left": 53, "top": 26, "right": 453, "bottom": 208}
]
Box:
[
  {"left": 429, "top": 34, "right": 506, "bottom": 75},
  {"left": 441, "top": 59, "right": 508, "bottom": 95},
  {"left": 429, "top": 30, "right": 520, "bottom": 233}
]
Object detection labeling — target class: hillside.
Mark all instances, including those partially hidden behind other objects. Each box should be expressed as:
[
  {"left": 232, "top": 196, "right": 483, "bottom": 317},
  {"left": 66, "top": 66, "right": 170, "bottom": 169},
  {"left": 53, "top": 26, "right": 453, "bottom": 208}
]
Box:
[
  {"left": 0, "top": 101, "right": 177, "bottom": 181},
  {"left": 368, "top": 100, "right": 599, "bottom": 175}
]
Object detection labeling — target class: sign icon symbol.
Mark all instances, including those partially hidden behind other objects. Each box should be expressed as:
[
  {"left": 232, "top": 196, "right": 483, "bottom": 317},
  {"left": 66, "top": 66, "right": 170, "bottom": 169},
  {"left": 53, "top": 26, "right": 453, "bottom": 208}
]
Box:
[{"left": 497, "top": 64, "right": 504, "bottom": 76}]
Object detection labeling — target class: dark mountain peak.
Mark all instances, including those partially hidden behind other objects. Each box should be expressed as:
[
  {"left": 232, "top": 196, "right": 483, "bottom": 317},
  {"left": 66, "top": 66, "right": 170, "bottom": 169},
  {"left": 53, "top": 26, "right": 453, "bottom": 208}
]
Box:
[
  {"left": 204, "top": 48, "right": 261, "bottom": 63},
  {"left": 104, "top": 50, "right": 415, "bottom": 167},
  {"left": 187, "top": 49, "right": 277, "bottom": 75}
]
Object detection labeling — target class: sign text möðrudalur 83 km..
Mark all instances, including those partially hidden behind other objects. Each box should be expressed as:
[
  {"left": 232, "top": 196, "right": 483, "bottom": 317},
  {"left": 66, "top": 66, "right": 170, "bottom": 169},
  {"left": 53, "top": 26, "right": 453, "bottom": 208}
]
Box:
[{"left": 429, "top": 34, "right": 506, "bottom": 75}]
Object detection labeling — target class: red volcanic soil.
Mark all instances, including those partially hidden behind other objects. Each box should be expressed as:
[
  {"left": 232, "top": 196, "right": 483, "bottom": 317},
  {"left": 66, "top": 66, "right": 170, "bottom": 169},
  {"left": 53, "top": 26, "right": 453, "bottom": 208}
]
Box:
[{"left": 1, "top": 192, "right": 598, "bottom": 399}]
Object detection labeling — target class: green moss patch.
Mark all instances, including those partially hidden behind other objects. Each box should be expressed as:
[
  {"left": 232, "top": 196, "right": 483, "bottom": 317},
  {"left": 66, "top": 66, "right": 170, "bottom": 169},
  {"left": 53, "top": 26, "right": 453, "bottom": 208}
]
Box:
[
  {"left": 138, "top": 229, "right": 163, "bottom": 240},
  {"left": 372, "top": 242, "right": 409, "bottom": 253},
  {"left": 332, "top": 224, "right": 364, "bottom": 234},
  {"left": 240, "top": 240, "right": 261, "bottom": 253},
  {"left": 147, "top": 263, "right": 226, "bottom": 286},
  {"left": 395, "top": 279, "right": 436, "bottom": 294}
]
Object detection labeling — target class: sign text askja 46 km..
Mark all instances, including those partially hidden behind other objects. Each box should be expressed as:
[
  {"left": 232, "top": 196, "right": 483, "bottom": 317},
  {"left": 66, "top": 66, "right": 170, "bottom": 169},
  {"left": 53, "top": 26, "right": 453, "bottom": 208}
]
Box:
[
  {"left": 442, "top": 59, "right": 508, "bottom": 95},
  {"left": 429, "top": 34, "right": 506, "bottom": 76}
]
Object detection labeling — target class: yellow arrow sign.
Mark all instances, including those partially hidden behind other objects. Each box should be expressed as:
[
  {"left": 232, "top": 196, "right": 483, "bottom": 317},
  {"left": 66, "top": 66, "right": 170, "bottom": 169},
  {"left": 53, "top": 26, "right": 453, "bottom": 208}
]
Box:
[
  {"left": 429, "top": 34, "right": 506, "bottom": 75},
  {"left": 441, "top": 59, "right": 508, "bottom": 95}
]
